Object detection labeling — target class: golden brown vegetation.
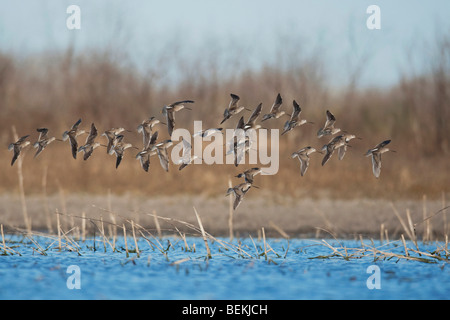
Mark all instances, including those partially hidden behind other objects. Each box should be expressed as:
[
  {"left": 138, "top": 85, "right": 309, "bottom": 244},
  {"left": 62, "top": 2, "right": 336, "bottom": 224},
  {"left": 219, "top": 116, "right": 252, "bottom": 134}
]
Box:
[{"left": 0, "top": 33, "right": 449, "bottom": 200}]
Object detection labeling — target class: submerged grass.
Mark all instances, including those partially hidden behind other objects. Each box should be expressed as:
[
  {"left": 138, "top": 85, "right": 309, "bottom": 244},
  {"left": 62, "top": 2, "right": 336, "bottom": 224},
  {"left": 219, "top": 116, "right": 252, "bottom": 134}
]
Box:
[
  {"left": 0, "top": 206, "right": 448, "bottom": 266},
  {"left": 0, "top": 169, "right": 449, "bottom": 264}
]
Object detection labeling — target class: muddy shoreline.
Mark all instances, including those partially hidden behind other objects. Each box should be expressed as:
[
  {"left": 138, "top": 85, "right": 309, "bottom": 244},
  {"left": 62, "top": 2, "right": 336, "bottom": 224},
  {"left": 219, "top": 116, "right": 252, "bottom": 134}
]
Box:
[{"left": 0, "top": 193, "right": 447, "bottom": 240}]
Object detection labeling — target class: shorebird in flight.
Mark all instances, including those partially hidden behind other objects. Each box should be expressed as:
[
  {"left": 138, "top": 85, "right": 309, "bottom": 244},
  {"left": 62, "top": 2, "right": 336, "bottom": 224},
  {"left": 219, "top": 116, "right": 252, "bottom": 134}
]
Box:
[
  {"left": 162, "top": 100, "right": 194, "bottom": 137},
  {"left": 8, "top": 135, "right": 30, "bottom": 166},
  {"left": 109, "top": 134, "right": 136, "bottom": 169},
  {"left": 102, "top": 127, "right": 128, "bottom": 155},
  {"left": 224, "top": 115, "right": 251, "bottom": 166},
  {"left": 235, "top": 167, "right": 262, "bottom": 184},
  {"left": 33, "top": 128, "right": 58, "bottom": 158},
  {"left": 220, "top": 93, "right": 247, "bottom": 125},
  {"left": 226, "top": 182, "right": 253, "bottom": 210},
  {"left": 262, "top": 93, "right": 285, "bottom": 121},
  {"left": 193, "top": 127, "right": 223, "bottom": 139},
  {"left": 321, "top": 133, "right": 359, "bottom": 166},
  {"left": 235, "top": 137, "right": 253, "bottom": 167},
  {"left": 365, "top": 139, "right": 395, "bottom": 178},
  {"left": 137, "top": 117, "right": 164, "bottom": 148},
  {"left": 317, "top": 110, "right": 341, "bottom": 138},
  {"left": 78, "top": 123, "right": 101, "bottom": 161},
  {"left": 225, "top": 115, "right": 245, "bottom": 154},
  {"left": 62, "top": 119, "right": 86, "bottom": 159},
  {"left": 244, "top": 103, "right": 263, "bottom": 130},
  {"left": 153, "top": 139, "right": 173, "bottom": 172},
  {"left": 291, "top": 146, "right": 318, "bottom": 176},
  {"left": 174, "top": 137, "right": 200, "bottom": 171},
  {"left": 135, "top": 131, "right": 159, "bottom": 172},
  {"left": 281, "top": 100, "right": 312, "bottom": 135}
]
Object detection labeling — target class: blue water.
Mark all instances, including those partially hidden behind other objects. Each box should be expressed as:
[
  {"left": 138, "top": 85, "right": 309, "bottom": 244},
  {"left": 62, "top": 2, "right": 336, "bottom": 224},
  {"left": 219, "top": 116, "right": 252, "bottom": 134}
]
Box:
[{"left": 0, "top": 236, "right": 449, "bottom": 300}]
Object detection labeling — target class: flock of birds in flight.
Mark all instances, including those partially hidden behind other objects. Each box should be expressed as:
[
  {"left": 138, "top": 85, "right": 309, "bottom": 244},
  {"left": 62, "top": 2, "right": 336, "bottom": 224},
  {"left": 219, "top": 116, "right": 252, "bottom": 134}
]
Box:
[{"left": 8, "top": 93, "right": 395, "bottom": 210}]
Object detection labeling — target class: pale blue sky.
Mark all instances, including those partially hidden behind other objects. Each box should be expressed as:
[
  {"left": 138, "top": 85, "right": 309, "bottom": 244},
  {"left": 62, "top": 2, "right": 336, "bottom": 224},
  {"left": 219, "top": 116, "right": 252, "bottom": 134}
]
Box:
[{"left": 0, "top": 0, "right": 448, "bottom": 88}]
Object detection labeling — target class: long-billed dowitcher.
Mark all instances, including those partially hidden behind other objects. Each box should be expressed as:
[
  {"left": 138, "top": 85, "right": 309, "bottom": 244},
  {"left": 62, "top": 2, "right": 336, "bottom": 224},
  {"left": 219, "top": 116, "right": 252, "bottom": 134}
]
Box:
[
  {"left": 109, "top": 134, "right": 136, "bottom": 169},
  {"left": 135, "top": 131, "right": 159, "bottom": 172},
  {"left": 220, "top": 93, "right": 246, "bottom": 125},
  {"left": 226, "top": 182, "right": 253, "bottom": 210},
  {"left": 291, "top": 146, "right": 318, "bottom": 176},
  {"left": 33, "top": 128, "right": 58, "bottom": 158},
  {"left": 175, "top": 137, "right": 200, "bottom": 171},
  {"left": 235, "top": 167, "right": 262, "bottom": 184},
  {"left": 62, "top": 118, "right": 86, "bottom": 159},
  {"left": 153, "top": 139, "right": 173, "bottom": 172},
  {"left": 8, "top": 135, "right": 30, "bottom": 166},
  {"left": 78, "top": 123, "right": 101, "bottom": 161},
  {"left": 227, "top": 135, "right": 252, "bottom": 167},
  {"left": 281, "top": 100, "right": 312, "bottom": 135},
  {"left": 321, "top": 133, "right": 359, "bottom": 166},
  {"left": 225, "top": 115, "right": 245, "bottom": 155},
  {"left": 262, "top": 93, "right": 285, "bottom": 121},
  {"left": 102, "top": 127, "right": 128, "bottom": 154},
  {"left": 317, "top": 110, "right": 341, "bottom": 138},
  {"left": 244, "top": 103, "right": 263, "bottom": 130},
  {"left": 193, "top": 127, "right": 223, "bottom": 138},
  {"left": 237, "top": 138, "right": 253, "bottom": 167},
  {"left": 365, "top": 139, "right": 394, "bottom": 178},
  {"left": 162, "top": 100, "right": 194, "bottom": 136},
  {"left": 137, "top": 117, "right": 164, "bottom": 147}
]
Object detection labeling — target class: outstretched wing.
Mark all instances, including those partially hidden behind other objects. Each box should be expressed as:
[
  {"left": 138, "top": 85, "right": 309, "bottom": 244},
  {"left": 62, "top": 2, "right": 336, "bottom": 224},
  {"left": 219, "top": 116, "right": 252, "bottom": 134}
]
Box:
[
  {"left": 37, "top": 128, "right": 49, "bottom": 141},
  {"left": 270, "top": 93, "right": 282, "bottom": 113},
  {"left": 298, "top": 154, "right": 310, "bottom": 176},
  {"left": 236, "top": 116, "right": 245, "bottom": 131},
  {"left": 85, "top": 123, "right": 98, "bottom": 145},
  {"left": 71, "top": 118, "right": 82, "bottom": 130},
  {"left": 83, "top": 145, "right": 94, "bottom": 161},
  {"left": 166, "top": 110, "right": 175, "bottom": 137},
  {"left": 140, "top": 153, "right": 150, "bottom": 172},
  {"left": 34, "top": 141, "right": 45, "bottom": 158},
  {"left": 181, "top": 137, "right": 192, "bottom": 164},
  {"left": 115, "top": 148, "right": 124, "bottom": 168},
  {"left": 229, "top": 94, "right": 240, "bottom": 110},
  {"left": 157, "top": 147, "right": 170, "bottom": 172},
  {"left": 69, "top": 135, "right": 78, "bottom": 159},
  {"left": 16, "top": 135, "right": 30, "bottom": 144},
  {"left": 233, "top": 194, "right": 243, "bottom": 210},
  {"left": 246, "top": 103, "right": 262, "bottom": 127},
  {"left": 321, "top": 145, "right": 334, "bottom": 166},
  {"left": 291, "top": 100, "right": 301, "bottom": 121},
  {"left": 325, "top": 110, "right": 336, "bottom": 127},
  {"left": 11, "top": 145, "right": 21, "bottom": 166},
  {"left": 371, "top": 153, "right": 382, "bottom": 178},
  {"left": 337, "top": 145, "right": 347, "bottom": 160},
  {"left": 375, "top": 139, "right": 391, "bottom": 150},
  {"left": 149, "top": 131, "right": 159, "bottom": 147},
  {"left": 168, "top": 100, "right": 195, "bottom": 108}
]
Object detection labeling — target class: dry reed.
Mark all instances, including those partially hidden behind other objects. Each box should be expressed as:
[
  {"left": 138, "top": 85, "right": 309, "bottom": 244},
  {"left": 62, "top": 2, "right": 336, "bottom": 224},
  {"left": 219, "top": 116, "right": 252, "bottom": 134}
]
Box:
[
  {"left": 193, "top": 207, "right": 211, "bottom": 259},
  {"left": 122, "top": 224, "right": 129, "bottom": 258},
  {"left": 228, "top": 177, "right": 234, "bottom": 241}
]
